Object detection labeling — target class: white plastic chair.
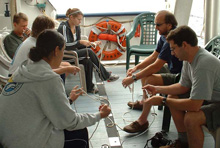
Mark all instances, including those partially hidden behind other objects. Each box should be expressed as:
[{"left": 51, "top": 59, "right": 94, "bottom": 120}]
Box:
[
  {"left": 202, "top": 126, "right": 220, "bottom": 148},
  {"left": 63, "top": 50, "right": 87, "bottom": 92},
  {"left": 0, "top": 54, "right": 10, "bottom": 93},
  {"left": 0, "top": 32, "right": 12, "bottom": 62}
]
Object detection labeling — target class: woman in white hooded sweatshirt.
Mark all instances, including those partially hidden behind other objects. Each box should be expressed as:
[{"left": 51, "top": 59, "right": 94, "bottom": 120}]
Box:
[{"left": 0, "top": 29, "right": 111, "bottom": 148}]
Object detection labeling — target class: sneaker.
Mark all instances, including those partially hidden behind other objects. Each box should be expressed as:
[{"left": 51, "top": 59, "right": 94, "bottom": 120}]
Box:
[
  {"left": 87, "top": 87, "right": 99, "bottom": 94},
  {"left": 123, "top": 121, "right": 149, "bottom": 133},
  {"left": 127, "top": 100, "right": 143, "bottom": 110},
  {"left": 107, "top": 74, "right": 119, "bottom": 82},
  {"left": 159, "top": 139, "right": 188, "bottom": 148}
]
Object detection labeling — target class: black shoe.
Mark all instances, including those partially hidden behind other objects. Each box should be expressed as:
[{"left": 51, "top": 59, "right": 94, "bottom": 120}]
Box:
[{"left": 159, "top": 139, "right": 188, "bottom": 148}]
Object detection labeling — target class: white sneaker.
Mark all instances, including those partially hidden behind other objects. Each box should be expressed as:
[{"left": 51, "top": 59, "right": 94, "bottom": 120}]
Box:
[{"left": 107, "top": 74, "right": 119, "bottom": 82}]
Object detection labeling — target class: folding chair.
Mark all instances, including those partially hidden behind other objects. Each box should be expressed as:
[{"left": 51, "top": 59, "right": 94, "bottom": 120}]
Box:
[{"left": 63, "top": 50, "right": 87, "bottom": 92}]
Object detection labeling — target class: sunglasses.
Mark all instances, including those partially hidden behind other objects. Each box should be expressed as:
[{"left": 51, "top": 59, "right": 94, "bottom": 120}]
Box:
[
  {"left": 170, "top": 48, "right": 176, "bottom": 52},
  {"left": 155, "top": 23, "right": 166, "bottom": 27}
]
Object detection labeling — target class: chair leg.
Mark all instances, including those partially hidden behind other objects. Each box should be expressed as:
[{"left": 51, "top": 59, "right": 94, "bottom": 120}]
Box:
[
  {"left": 215, "top": 127, "right": 220, "bottom": 148},
  {"left": 135, "top": 55, "right": 139, "bottom": 65},
  {"left": 162, "top": 106, "right": 171, "bottom": 132},
  {"left": 158, "top": 105, "right": 163, "bottom": 110},
  {"left": 203, "top": 126, "right": 220, "bottom": 148},
  {"left": 126, "top": 53, "right": 131, "bottom": 71},
  {"left": 79, "top": 64, "right": 87, "bottom": 93}
]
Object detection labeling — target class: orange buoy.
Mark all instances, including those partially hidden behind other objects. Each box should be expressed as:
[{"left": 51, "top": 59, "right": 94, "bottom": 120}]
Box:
[
  {"left": 135, "top": 24, "right": 140, "bottom": 37},
  {"left": 98, "top": 34, "right": 117, "bottom": 42},
  {"left": 89, "top": 20, "right": 126, "bottom": 60}
]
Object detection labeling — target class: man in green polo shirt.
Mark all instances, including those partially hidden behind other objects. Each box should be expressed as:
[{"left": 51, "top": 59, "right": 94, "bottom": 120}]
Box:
[{"left": 4, "top": 12, "right": 31, "bottom": 59}]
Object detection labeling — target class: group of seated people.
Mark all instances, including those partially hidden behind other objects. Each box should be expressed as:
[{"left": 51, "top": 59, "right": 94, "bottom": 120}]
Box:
[
  {"left": 4, "top": 9, "right": 119, "bottom": 93},
  {"left": 0, "top": 9, "right": 219, "bottom": 148}
]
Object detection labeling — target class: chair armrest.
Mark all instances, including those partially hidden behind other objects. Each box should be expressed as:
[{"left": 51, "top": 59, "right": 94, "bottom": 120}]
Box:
[
  {"left": 0, "top": 54, "right": 11, "bottom": 69},
  {"left": 63, "top": 50, "right": 87, "bottom": 92},
  {"left": 126, "top": 15, "right": 141, "bottom": 52},
  {"left": 205, "top": 36, "right": 220, "bottom": 52},
  {"left": 0, "top": 74, "right": 9, "bottom": 87},
  {"left": 126, "top": 15, "right": 140, "bottom": 40},
  {"left": 0, "top": 33, "right": 12, "bottom": 62},
  {"left": 0, "top": 75, "right": 9, "bottom": 81},
  {"left": 63, "top": 50, "right": 79, "bottom": 66},
  {"left": 64, "top": 50, "right": 78, "bottom": 58}
]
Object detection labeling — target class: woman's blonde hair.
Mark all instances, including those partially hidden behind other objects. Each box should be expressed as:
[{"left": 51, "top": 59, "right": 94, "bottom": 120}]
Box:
[{"left": 66, "top": 8, "right": 83, "bottom": 18}]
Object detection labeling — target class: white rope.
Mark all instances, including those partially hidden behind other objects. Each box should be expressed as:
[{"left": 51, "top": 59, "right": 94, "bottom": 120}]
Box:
[{"left": 120, "top": 84, "right": 157, "bottom": 145}]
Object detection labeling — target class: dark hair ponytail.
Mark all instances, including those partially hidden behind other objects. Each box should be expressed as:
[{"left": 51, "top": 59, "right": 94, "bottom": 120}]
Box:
[
  {"left": 29, "top": 47, "right": 43, "bottom": 62},
  {"left": 29, "top": 29, "right": 65, "bottom": 62}
]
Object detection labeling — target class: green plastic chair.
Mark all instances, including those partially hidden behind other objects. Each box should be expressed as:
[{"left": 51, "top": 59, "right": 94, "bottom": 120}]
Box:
[
  {"left": 203, "top": 36, "right": 220, "bottom": 148},
  {"left": 126, "top": 12, "right": 158, "bottom": 70},
  {"left": 205, "top": 36, "right": 220, "bottom": 58}
]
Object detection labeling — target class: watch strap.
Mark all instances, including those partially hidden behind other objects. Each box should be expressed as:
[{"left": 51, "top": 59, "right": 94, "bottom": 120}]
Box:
[
  {"left": 132, "top": 74, "right": 137, "bottom": 81},
  {"left": 162, "top": 97, "right": 167, "bottom": 106}
]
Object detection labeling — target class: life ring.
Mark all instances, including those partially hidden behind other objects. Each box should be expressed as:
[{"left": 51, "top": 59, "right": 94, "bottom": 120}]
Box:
[{"left": 88, "top": 20, "right": 126, "bottom": 60}]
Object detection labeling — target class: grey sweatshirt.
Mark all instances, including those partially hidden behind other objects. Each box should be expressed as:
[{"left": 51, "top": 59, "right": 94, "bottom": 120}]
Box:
[{"left": 0, "top": 60, "right": 101, "bottom": 148}]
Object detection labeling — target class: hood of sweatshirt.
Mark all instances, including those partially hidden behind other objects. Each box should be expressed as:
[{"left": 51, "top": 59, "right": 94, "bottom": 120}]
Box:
[
  {"left": 11, "top": 59, "right": 60, "bottom": 83},
  {"left": 59, "top": 21, "right": 70, "bottom": 29}
]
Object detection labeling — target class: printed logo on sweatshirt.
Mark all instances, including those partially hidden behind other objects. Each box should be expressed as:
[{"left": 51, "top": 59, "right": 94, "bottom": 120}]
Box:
[{"left": 2, "top": 82, "right": 23, "bottom": 96}]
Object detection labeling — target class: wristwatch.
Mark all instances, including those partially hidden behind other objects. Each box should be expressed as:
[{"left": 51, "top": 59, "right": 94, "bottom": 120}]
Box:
[
  {"left": 69, "top": 98, "right": 73, "bottom": 105},
  {"left": 132, "top": 74, "right": 137, "bottom": 81},
  {"left": 161, "top": 97, "right": 167, "bottom": 106}
]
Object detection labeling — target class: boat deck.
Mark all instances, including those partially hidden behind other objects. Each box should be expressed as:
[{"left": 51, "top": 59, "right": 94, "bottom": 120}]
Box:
[{"left": 65, "top": 64, "right": 214, "bottom": 148}]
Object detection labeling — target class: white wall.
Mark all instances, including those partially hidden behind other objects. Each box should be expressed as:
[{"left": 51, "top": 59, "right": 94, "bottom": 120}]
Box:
[
  {"left": 0, "top": 0, "right": 56, "bottom": 32},
  {"left": 0, "top": 0, "right": 12, "bottom": 32},
  {"left": 17, "top": 0, "right": 56, "bottom": 29}
]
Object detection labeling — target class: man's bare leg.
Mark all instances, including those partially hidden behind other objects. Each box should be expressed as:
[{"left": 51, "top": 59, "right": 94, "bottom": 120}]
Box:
[
  {"left": 139, "top": 74, "right": 164, "bottom": 105},
  {"left": 136, "top": 74, "right": 164, "bottom": 123},
  {"left": 184, "top": 111, "right": 206, "bottom": 148}
]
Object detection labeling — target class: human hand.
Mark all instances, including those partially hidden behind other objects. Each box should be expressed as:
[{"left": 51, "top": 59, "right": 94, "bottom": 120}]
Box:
[
  {"left": 122, "top": 76, "right": 134, "bottom": 88},
  {"left": 99, "top": 104, "right": 111, "bottom": 118},
  {"left": 126, "top": 67, "right": 137, "bottom": 77},
  {"left": 67, "top": 66, "right": 80, "bottom": 75},
  {"left": 59, "top": 62, "right": 80, "bottom": 75},
  {"left": 23, "top": 28, "right": 31, "bottom": 38},
  {"left": 69, "top": 86, "right": 84, "bottom": 102},
  {"left": 80, "top": 40, "right": 91, "bottom": 47},
  {"left": 94, "top": 41, "right": 102, "bottom": 46},
  {"left": 142, "top": 84, "right": 157, "bottom": 96}
]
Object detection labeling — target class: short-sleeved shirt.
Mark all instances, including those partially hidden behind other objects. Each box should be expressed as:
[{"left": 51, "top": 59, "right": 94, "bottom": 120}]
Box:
[
  {"left": 156, "top": 36, "right": 182, "bottom": 74},
  {"left": 3, "top": 31, "right": 23, "bottom": 59},
  {"left": 180, "top": 47, "right": 220, "bottom": 102}
]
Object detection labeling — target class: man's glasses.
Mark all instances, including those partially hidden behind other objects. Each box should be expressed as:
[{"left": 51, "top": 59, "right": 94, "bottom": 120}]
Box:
[
  {"left": 155, "top": 23, "right": 165, "bottom": 27},
  {"left": 170, "top": 48, "right": 176, "bottom": 52}
]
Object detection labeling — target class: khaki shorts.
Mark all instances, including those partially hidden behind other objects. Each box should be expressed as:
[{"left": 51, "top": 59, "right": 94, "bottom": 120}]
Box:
[{"left": 158, "top": 64, "right": 181, "bottom": 86}]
